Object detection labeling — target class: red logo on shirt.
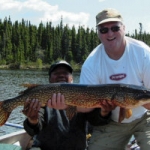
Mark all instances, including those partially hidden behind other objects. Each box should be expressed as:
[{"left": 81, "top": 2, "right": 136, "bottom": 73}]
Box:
[{"left": 110, "top": 74, "right": 126, "bottom": 81}]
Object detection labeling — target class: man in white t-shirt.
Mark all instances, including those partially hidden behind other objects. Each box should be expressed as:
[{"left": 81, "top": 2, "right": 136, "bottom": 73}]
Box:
[{"left": 78, "top": 8, "right": 150, "bottom": 150}]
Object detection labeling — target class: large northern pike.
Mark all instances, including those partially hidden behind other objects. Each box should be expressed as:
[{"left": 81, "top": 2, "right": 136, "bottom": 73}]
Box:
[{"left": 0, "top": 83, "right": 150, "bottom": 126}]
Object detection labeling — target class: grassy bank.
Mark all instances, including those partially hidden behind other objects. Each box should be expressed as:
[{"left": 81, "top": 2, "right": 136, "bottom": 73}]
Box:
[{"left": 0, "top": 62, "right": 82, "bottom": 72}]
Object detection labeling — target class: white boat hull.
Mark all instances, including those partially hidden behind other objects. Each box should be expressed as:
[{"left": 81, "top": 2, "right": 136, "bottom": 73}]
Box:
[{"left": 0, "top": 129, "right": 31, "bottom": 150}]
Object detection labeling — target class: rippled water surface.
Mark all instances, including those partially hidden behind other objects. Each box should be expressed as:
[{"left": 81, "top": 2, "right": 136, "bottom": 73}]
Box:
[{"left": 0, "top": 69, "right": 80, "bottom": 135}]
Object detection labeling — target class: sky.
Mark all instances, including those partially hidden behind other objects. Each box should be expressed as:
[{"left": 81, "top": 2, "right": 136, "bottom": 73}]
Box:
[{"left": 0, "top": 0, "right": 150, "bottom": 34}]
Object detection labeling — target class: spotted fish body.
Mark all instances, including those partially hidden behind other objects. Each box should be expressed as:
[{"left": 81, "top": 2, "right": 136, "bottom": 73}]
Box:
[{"left": 0, "top": 83, "right": 150, "bottom": 126}]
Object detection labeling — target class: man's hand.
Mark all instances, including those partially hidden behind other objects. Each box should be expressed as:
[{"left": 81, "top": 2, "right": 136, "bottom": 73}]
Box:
[
  {"left": 47, "top": 93, "right": 68, "bottom": 110},
  {"left": 77, "top": 100, "right": 116, "bottom": 117},
  {"left": 100, "top": 100, "right": 116, "bottom": 117},
  {"left": 143, "top": 103, "right": 150, "bottom": 110},
  {"left": 22, "top": 98, "right": 41, "bottom": 125}
]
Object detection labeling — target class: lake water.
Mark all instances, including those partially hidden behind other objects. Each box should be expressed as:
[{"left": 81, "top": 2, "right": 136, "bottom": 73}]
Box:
[
  {"left": 0, "top": 69, "right": 135, "bottom": 146},
  {"left": 0, "top": 69, "right": 80, "bottom": 136}
]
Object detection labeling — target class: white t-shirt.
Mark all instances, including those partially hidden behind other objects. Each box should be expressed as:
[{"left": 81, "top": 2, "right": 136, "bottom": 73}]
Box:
[{"left": 80, "top": 36, "right": 150, "bottom": 123}]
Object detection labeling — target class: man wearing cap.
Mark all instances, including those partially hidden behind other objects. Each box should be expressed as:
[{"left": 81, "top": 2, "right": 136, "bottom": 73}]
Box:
[
  {"left": 23, "top": 60, "right": 87, "bottom": 150},
  {"left": 23, "top": 60, "right": 111, "bottom": 150},
  {"left": 78, "top": 8, "right": 150, "bottom": 150}
]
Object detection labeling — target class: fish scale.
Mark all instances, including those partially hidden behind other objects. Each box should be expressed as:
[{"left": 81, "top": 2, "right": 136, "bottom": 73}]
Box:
[{"left": 0, "top": 83, "right": 150, "bottom": 126}]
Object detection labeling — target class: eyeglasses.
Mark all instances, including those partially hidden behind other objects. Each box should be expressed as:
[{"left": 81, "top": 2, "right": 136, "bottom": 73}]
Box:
[{"left": 99, "top": 26, "right": 120, "bottom": 34}]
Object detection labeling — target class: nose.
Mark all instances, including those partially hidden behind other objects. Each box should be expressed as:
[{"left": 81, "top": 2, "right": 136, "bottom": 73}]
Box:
[
  {"left": 57, "top": 73, "right": 65, "bottom": 78},
  {"left": 107, "top": 28, "right": 114, "bottom": 36},
  {"left": 59, "top": 72, "right": 65, "bottom": 75}
]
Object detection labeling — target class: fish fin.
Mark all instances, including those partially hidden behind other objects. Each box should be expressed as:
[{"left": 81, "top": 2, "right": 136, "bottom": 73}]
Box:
[
  {"left": 0, "top": 101, "right": 11, "bottom": 126},
  {"left": 118, "top": 108, "right": 132, "bottom": 123},
  {"left": 125, "top": 109, "right": 132, "bottom": 119},
  {"left": 66, "top": 106, "right": 77, "bottom": 120},
  {"left": 21, "top": 83, "right": 40, "bottom": 88},
  {"left": 118, "top": 107, "right": 126, "bottom": 123},
  {"left": 86, "top": 134, "right": 92, "bottom": 140},
  {"left": 19, "top": 84, "right": 40, "bottom": 95}
]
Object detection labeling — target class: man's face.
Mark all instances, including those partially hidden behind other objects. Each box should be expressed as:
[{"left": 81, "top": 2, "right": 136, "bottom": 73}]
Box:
[
  {"left": 97, "top": 21, "right": 125, "bottom": 51},
  {"left": 49, "top": 66, "right": 73, "bottom": 83}
]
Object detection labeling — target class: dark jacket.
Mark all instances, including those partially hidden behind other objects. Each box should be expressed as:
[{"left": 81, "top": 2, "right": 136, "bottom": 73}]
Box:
[{"left": 24, "top": 107, "right": 111, "bottom": 150}]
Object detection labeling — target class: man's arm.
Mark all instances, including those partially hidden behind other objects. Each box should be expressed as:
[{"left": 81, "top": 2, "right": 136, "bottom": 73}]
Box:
[
  {"left": 23, "top": 99, "right": 46, "bottom": 136},
  {"left": 77, "top": 100, "right": 116, "bottom": 125},
  {"left": 84, "top": 108, "right": 111, "bottom": 126},
  {"left": 23, "top": 107, "right": 46, "bottom": 136}
]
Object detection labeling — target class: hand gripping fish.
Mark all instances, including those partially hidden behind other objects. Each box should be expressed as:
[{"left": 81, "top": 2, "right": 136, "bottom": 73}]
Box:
[{"left": 0, "top": 83, "right": 150, "bottom": 126}]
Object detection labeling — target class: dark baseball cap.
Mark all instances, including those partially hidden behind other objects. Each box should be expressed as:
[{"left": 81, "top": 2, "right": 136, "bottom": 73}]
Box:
[{"left": 48, "top": 60, "right": 73, "bottom": 75}]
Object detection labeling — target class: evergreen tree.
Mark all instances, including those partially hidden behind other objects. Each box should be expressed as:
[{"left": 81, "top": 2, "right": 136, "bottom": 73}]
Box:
[{"left": 0, "top": 16, "right": 149, "bottom": 68}]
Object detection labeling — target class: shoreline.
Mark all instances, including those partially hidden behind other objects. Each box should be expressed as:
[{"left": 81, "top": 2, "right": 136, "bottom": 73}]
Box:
[{"left": 0, "top": 64, "right": 81, "bottom": 72}]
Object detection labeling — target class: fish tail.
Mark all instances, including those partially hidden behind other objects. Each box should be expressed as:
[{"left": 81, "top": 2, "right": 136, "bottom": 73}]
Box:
[{"left": 0, "top": 101, "right": 11, "bottom": 126}]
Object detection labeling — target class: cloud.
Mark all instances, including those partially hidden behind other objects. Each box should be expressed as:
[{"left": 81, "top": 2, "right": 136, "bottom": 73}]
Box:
[
  {"left": 41, "top": 10, "right": 89, "bottom": 24},
  {"left": 0, "top": 0, "right": 57, "bottom": 11},
  {"left": 98, "top": 0, "right": 106, "bottom": 2},
  {"left": 0, "top": 0, "right": 22, "bottom": 11},
  {"left": 0, "top": 0, "right": 90, "bottom": 28}
]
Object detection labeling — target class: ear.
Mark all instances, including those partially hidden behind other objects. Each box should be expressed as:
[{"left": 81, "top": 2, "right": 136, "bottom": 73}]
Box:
[
  {"left": 70, "top": 75, "right": 73, "bottom": 83},
  {"left": 71, "top": 79, "right": 73, "bottom": 83},
  {"left": 122, "top": 24, "right": 125, "bottom": 31}
]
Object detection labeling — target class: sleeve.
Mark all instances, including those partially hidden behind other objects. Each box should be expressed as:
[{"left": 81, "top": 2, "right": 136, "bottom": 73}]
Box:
[
  {"left": 80, "top": 65, "right": 100, "bottom": 84},
  {"left": 23, "top": 107, "right": 46, "bottom": 136},
  {"left": 84, "top": 108, "right": 111, "bottom": 126},
  {"left": 80, "top": 46, "right": 102, "bottom": 85},
  {"left": 142, "top": 47, "right": 150, "bottom": 88}
]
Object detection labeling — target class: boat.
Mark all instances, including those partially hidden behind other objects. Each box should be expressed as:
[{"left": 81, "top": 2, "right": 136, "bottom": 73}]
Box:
[
  {"left": 0, "top": 122, "right": 32, "bottom": 150},
  {"left": 0, "top": 123, "right": 140, "bottom": 150}
]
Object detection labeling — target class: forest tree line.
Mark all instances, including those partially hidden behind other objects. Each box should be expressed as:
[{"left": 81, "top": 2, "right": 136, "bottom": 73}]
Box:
[{"left": 0, "top": 17, "right": 150, "bottom": 68}]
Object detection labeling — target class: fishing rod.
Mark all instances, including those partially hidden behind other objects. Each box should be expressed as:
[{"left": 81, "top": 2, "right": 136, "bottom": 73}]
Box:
[{"left": 5, "top": 122, "right": 23, "bottom": 129}]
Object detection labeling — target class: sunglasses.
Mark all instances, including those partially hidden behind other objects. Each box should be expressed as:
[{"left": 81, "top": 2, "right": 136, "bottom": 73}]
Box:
[{"left": 99, "top": 26, "right": 120, "bottom": 34}]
